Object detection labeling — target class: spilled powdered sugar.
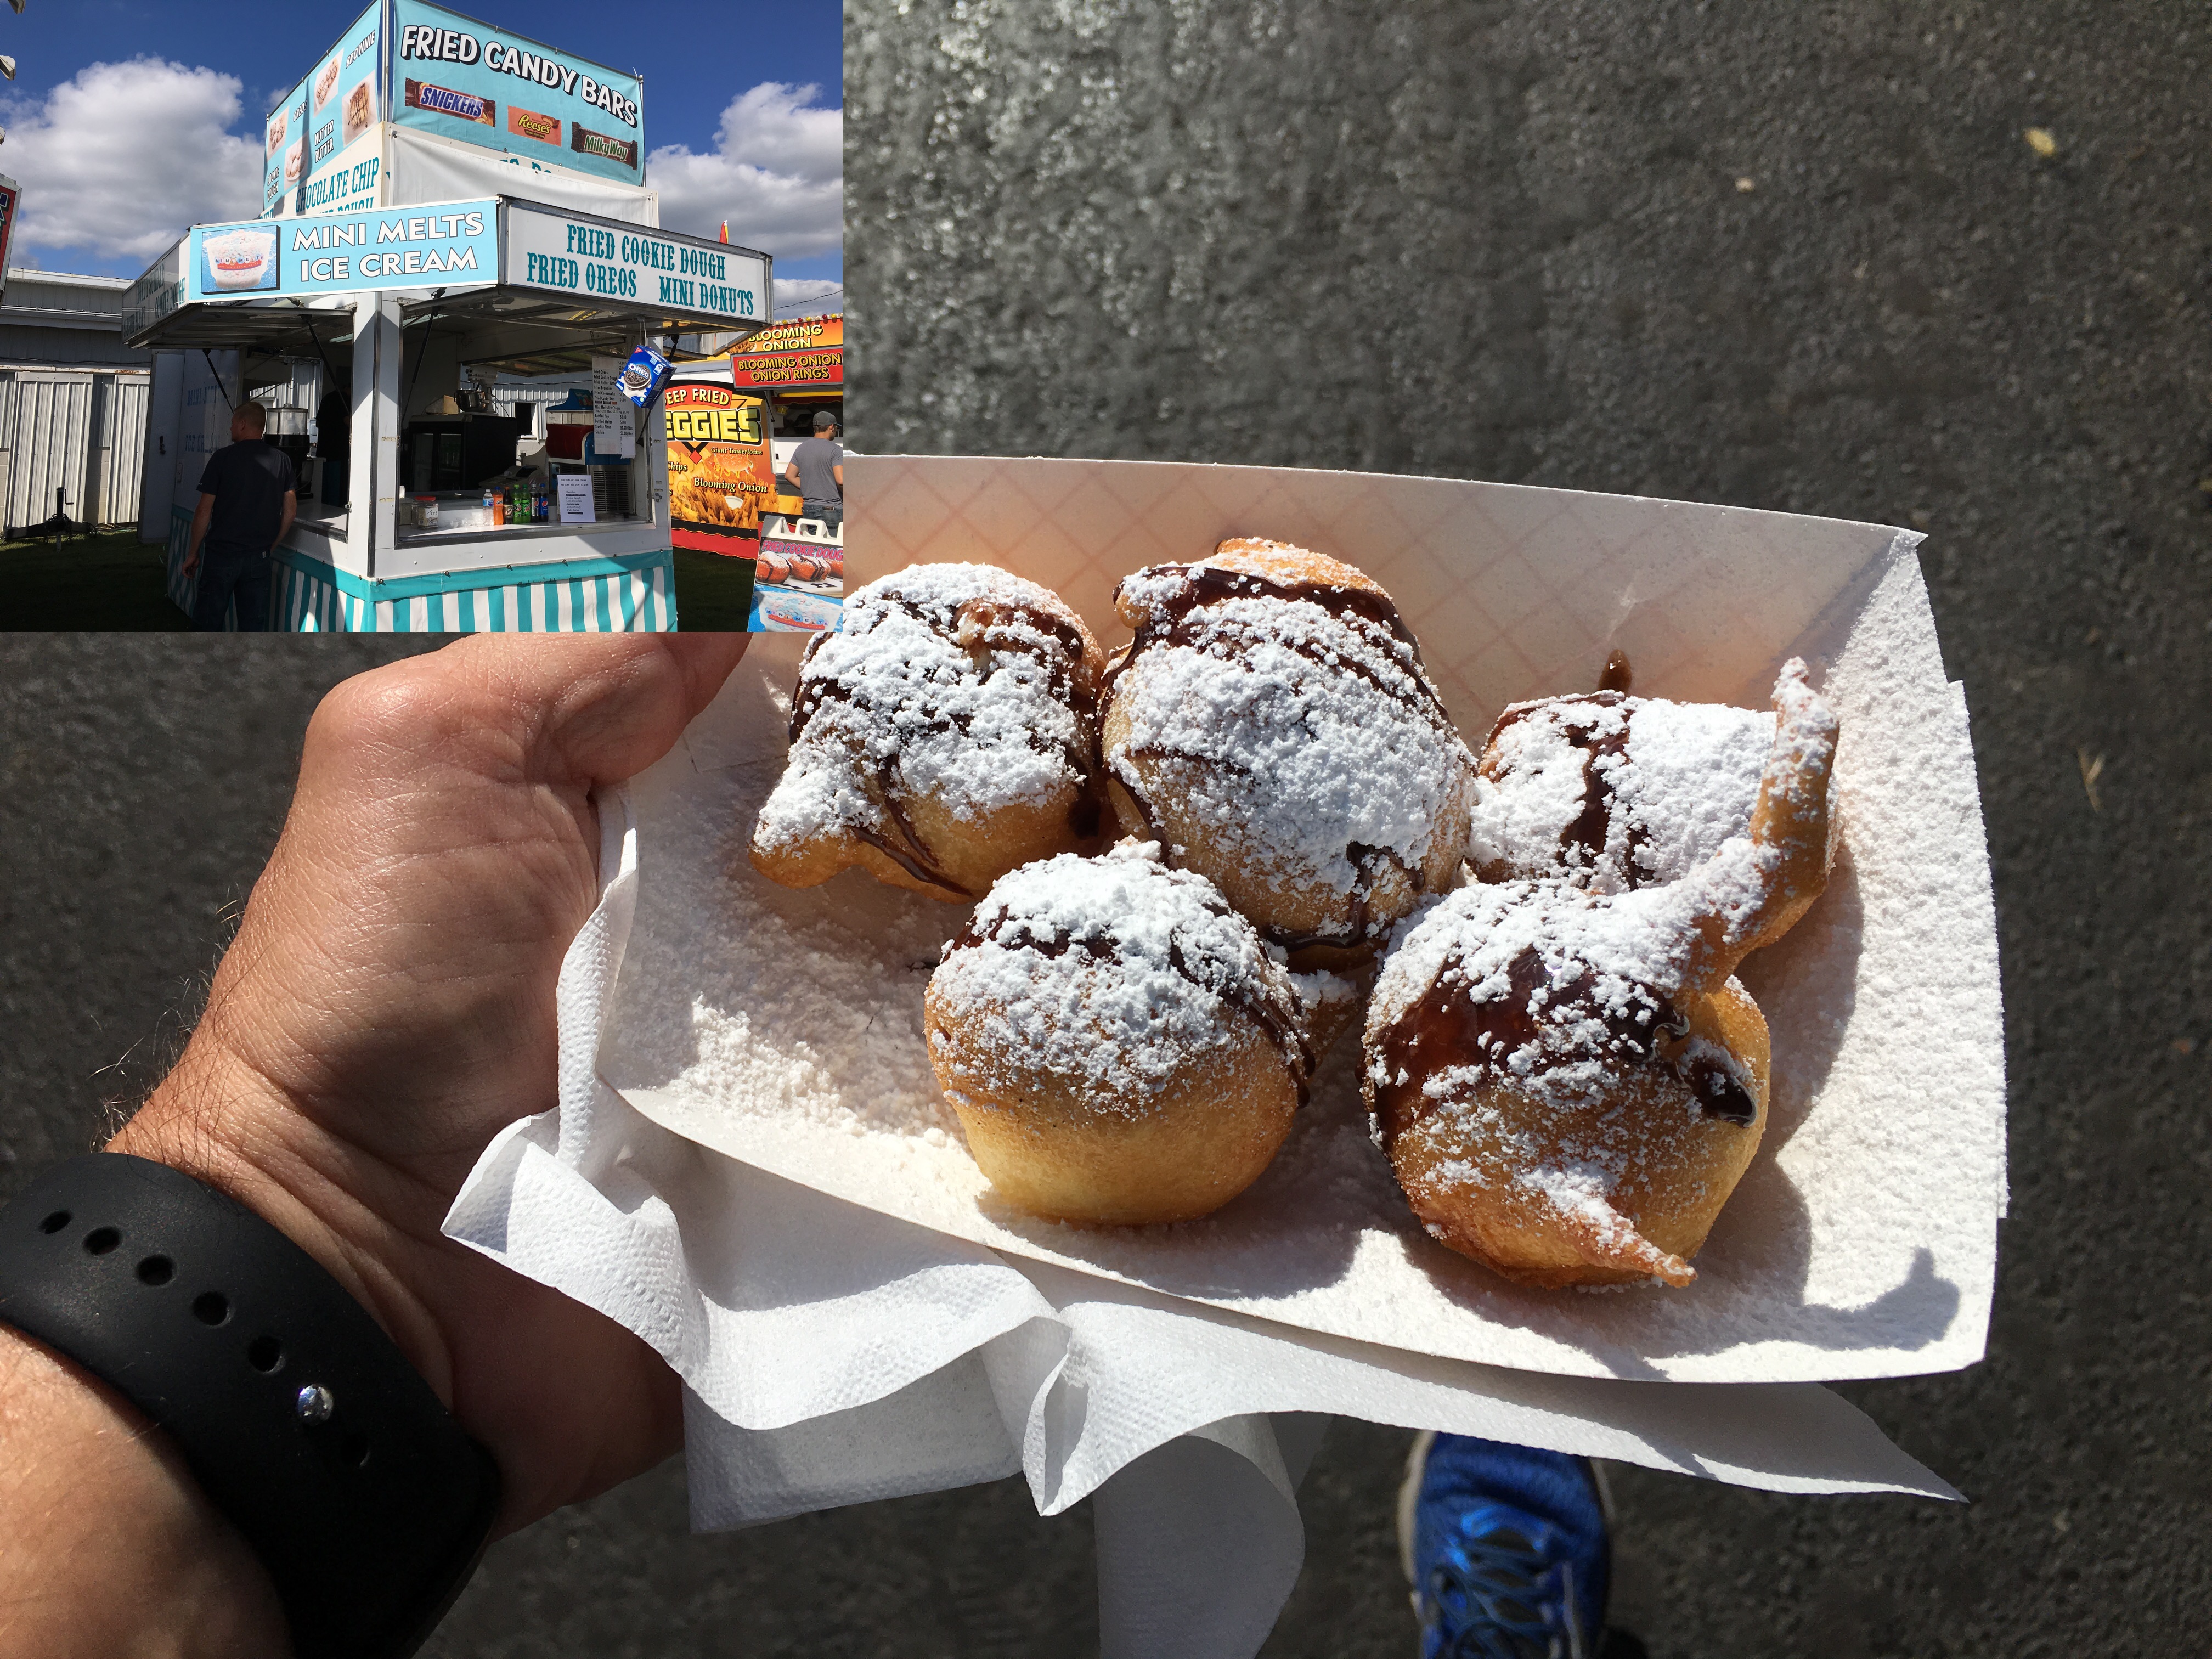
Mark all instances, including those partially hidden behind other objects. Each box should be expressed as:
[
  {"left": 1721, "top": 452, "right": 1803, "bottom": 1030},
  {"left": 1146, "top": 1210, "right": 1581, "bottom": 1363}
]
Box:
[
  {"left": 930, "top": 843, "right": 1303, "bottom": 1107},
  {"left": 753, "top": 562, "right": 1090, "bottom": 856}
]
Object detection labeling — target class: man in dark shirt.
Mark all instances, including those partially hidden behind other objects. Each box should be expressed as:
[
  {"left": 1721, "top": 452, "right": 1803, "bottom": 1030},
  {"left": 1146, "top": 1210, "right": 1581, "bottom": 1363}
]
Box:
[
  {"left": 315, "top": 386, "right": 351, "bottom": 507},
  {"left": 782, "top": 409, "right": 844, "bottom": 531},
  {"left": 183, "top": 400, "right": 296, "bottom": 631}
]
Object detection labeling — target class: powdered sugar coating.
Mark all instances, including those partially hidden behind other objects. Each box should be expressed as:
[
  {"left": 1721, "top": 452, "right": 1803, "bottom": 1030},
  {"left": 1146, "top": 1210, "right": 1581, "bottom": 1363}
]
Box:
[
  {"left": 930, "top": 842, "right": 1306, "bottom": 1109},
  {"left": 1107, "top": 561, "right": 1473, "bottom": 909},
  {"left": 1366, "top": 876, "right": 1750, "bottom": 1113},
  {"left": 753, "top": 563, "right": 1094, "bottom": 859},
  {"left": 1469, "top": 693, "right": 1774, "bottom": 890}
]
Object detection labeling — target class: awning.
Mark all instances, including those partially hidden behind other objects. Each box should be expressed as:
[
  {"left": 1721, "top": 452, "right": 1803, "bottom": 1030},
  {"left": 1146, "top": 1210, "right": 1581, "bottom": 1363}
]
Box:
[{"left": 125, "top": 195, "right": 774, "bottom": 373}]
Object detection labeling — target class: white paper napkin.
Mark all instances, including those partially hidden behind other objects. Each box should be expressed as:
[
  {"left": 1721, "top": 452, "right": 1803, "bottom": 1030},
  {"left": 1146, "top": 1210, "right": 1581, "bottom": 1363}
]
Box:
[{"left": 446, "top": 778, "right": 1954, "bottom": 1659}]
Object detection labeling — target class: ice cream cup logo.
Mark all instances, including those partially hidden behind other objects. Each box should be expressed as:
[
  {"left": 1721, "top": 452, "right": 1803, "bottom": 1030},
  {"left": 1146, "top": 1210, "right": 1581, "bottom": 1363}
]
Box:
[{"left": 205, "top": 228, "right": 277, "bottom": 291}]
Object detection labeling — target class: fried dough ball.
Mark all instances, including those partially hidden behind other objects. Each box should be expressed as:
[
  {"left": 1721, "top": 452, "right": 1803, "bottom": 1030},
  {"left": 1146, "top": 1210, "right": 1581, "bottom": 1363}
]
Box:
[
  {"left": 751, "top": 563, "right": 1108, "bottom": 902},
  {"left": 1469, "top": 651, "right": 1783, "bottom": 911},
  {"left": 924, "top": 843, "right": 1313, "bottom": 1225},
  {"left": 1098, "top": 539, "right": 1473, "bottom": 970},
  {"left": 1364, "top": 661, "right": 1838, "bottom": 1288}
]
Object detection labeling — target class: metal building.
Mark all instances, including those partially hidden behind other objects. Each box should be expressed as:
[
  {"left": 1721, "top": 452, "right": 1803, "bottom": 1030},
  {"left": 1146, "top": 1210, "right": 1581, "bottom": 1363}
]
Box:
[{"left": 0, "top": 269, "right": 153, "bottom": 536}]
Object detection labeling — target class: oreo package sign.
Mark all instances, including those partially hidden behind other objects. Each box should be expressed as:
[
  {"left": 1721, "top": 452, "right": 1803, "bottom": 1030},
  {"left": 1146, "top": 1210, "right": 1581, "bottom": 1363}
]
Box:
[{"left": 391, "top": 0, "right": 644, "bottom": 184}]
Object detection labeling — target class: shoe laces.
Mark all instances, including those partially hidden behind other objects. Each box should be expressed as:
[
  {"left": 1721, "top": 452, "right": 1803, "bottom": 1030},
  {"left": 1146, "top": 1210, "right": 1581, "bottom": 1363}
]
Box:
[{"left": 1421, "top": 1522, "right": 1587, "bottom": 1659}]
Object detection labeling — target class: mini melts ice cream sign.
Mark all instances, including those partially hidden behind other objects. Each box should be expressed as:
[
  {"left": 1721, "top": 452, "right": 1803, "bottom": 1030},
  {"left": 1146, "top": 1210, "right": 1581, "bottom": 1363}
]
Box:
[
  {"left": 188, "top": 200, "right": 499, "bottom": 301},
  {"left": 391, "top": 0, "right": 644, "bottom": 184}
]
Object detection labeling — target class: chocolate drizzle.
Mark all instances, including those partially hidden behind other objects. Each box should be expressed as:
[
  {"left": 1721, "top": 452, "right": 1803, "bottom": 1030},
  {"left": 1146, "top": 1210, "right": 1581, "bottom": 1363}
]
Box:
[
  {"left": 1372, "top": 945, "right": 1740, "bottom": 1150},
  {"left": 1596, "top": 648, "right": 1634, "bottom": 695},
  {"left": 1483, "top": 690, "right": 1656, "bottom": 888},
  {"left": 1684, "top": 1053, "right": 1757, "bottom": 1125},
  {"left": 785, "top": 582, "right": 1106, "bottom": 889},
  {"left": 1099, "top": 561, "right": 1458, "bottom": 947},
  {"left": 1101, "top": 563, "right": 1451, "bottom": 727},
  {"left": 950, "top": 893, "right": 1317, "bottom": 1096}
]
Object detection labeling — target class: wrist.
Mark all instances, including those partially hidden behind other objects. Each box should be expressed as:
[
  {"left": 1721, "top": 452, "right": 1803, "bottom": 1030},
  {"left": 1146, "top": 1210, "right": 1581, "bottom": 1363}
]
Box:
[
  {"left": 109, "top": 1037, "right": 458, "bottom": 1414},
  {"left": 0, "top": 1321, "right": 291, "bottom": 1658}
]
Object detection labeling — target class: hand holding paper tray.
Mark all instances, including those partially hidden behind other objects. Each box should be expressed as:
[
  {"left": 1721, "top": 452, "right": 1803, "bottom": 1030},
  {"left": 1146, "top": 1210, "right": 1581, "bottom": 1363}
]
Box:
[{"left": 445, "top": 457, "right": 2001, "bottom": 1656}]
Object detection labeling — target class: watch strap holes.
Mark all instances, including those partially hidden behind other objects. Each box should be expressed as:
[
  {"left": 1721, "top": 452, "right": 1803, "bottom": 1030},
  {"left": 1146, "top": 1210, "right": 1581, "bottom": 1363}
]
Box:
[
  {"left": 83, "top": 1226, "right": 121, "bottom": 1255},
  {"left": 247, "top": 1335, "right": 285, "bottom": 1373},
  {"left": 136, "top": 1255, "right": 175, "bottom": 1286},
  {"left": 37, "top": 1209, "right": 69, "bottom": 1234},
  {"left": 191, "top": 1290, "right": 231, "bottom": 1326}
]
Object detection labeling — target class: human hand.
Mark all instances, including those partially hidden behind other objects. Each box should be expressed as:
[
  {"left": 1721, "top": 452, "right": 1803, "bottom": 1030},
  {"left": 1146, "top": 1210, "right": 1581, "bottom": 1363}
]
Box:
[
  {"left": 110, "top": 634, "right": 748, "bottom": 1536},
  {"left": 182, "top": 551, "right": 200, "bottom": 578}
]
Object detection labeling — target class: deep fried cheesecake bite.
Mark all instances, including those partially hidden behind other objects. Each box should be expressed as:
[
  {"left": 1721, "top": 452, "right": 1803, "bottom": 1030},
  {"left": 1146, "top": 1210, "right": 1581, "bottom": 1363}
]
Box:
[
  {"left": 1365, "top": 661, "right": 1838, "bottom": 1288},
  {"left": 1099, "top": 539, "right": 1472, "bottom": 969},
  {"left": 752, "top": 563, "right": 1107, "bottom": 902}
]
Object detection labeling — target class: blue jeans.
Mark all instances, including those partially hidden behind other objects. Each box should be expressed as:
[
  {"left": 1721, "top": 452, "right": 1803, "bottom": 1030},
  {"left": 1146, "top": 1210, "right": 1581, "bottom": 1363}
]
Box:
[
  {"left": 801, "top": 500, "right": 843, "bottom": 531},
  {"left": 190, "top": 546, "right": 275, "bottom": 632}
]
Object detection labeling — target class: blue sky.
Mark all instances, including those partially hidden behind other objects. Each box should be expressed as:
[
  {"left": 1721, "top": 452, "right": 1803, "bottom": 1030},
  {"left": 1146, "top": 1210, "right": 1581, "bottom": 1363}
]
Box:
[{"left": 0, "top": 0, "right": 841, "bottom": 309}]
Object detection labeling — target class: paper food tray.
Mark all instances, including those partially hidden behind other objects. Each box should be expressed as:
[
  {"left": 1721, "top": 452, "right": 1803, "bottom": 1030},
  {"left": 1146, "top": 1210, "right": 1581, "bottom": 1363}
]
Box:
[{"left": 599, "top": 456, "right": 2005, "bottom": 1385}]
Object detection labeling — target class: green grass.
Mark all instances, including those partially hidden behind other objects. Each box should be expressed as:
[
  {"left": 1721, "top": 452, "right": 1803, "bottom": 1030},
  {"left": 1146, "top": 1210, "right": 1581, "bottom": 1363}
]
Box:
[
  {"left": 1, "top": 528, "right": 190, "bottom": 630},
  {"left": 673, "top": 548, "right": 757, "bottom": 632},
  {"left": 1, "top": 528, "right": 758, "bottom": 632}
]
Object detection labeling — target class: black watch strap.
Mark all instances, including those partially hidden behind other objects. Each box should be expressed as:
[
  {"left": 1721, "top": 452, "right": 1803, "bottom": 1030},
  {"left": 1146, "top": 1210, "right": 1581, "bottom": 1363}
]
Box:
[{"left": 0, "top": 1153, "right": 501, "bottom": 1659}]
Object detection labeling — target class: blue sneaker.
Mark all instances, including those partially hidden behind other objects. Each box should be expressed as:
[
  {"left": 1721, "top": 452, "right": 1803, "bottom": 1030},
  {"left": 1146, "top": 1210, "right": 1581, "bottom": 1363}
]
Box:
[{"left": 1397, "top": 1431, "right": 1615, "bottom": 1659}]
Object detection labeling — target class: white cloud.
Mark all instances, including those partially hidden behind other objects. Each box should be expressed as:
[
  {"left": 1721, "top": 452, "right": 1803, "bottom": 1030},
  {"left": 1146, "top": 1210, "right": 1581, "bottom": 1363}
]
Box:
[
  {"left": 774, "top": 277, "right": 842, "bottom": 318},
  {"left": 647, "top": 82, "right": 841, "bottom": 263},
  {"left": 1, "top": 59, "right": 262, "bottom": 263}
]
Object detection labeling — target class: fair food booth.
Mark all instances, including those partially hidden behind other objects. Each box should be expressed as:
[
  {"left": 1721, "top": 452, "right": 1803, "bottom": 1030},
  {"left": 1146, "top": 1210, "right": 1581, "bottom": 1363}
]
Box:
[
  {"left": 126, "top": 200, "right": 768, "bottom": 629},
  {"left": 125, "top": 0, "right": 770, "bottom": 630}
]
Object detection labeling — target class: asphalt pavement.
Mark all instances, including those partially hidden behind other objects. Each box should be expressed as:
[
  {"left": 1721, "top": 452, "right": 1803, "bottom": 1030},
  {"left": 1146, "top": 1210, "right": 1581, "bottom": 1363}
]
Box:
[{"left": 3, "top": 1, "right": 2208, "bottom": 1653}]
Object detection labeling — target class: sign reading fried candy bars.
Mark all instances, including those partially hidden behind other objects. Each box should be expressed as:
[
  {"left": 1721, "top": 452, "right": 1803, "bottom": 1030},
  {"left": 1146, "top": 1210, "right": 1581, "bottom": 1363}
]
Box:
[{"left": 389, "top": 0, "right": 644, "bottom": 184}]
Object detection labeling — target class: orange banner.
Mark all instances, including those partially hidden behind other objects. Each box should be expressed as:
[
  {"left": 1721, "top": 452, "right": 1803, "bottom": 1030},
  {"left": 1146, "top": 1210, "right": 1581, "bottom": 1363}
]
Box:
[{"left": 726, "top": 313, "right": 843, "bottom": 390}]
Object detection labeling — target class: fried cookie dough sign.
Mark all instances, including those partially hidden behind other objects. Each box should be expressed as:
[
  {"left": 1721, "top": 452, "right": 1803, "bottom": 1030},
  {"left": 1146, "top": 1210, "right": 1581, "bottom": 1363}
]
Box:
[{"left": 1363, "top": 661, "right": 1839, "bottom": 1289}]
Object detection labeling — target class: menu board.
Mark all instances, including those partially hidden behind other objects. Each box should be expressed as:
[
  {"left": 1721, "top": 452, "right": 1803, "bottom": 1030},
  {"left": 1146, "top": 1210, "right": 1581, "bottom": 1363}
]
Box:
[
  {"left": 390, "top": 0, "right": 645, "bottom": 185},
  {"left": 262, "top": 80, "right": 311, "bottom": 216},
  {"left": 260, "top": 1, "right": 643, "bottom": 221}
]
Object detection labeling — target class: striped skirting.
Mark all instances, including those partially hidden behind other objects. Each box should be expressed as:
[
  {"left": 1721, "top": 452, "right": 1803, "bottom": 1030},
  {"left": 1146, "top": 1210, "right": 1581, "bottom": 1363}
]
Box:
[{"left": 275, "top": 548, "right": 678, "bottom": 633}]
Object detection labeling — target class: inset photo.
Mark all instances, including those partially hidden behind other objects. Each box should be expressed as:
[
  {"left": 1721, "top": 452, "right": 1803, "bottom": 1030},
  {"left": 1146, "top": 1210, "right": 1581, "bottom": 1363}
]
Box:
[{"left": 0, "top": 0, "right": 839, "bottom": 631}]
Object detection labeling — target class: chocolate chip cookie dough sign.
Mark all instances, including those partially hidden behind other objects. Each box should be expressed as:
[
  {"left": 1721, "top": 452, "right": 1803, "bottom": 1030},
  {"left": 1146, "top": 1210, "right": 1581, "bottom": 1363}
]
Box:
[
  {"left": 185, "top": 200, "right": 499, "bottom": 301},
  {"left": 391, "top": 0, "right": 645, "bottom": 185},
  {"left": 264, "top": 1, "right": 380, "bottom": 220},
  {"left": 505, "top": 202, "right": 768, "bottom": 324}
]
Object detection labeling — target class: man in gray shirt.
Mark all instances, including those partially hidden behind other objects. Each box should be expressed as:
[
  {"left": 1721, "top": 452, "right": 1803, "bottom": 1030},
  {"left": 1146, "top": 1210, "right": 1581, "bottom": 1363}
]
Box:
[{"left": 783, "top": 410, "right": 844, "bottom": 530}]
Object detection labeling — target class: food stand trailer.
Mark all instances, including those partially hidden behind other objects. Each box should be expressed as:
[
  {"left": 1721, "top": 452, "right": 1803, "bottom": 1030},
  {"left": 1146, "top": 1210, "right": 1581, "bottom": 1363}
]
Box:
[
  {"left": 725, "top": 315, "right": 844, "bottom": 631},
  {"left": 125, "top": 198, "right": 768, "bottom": 629},
  {"left": 123, "top": 0, "right": 773, "bottom": 630}
]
